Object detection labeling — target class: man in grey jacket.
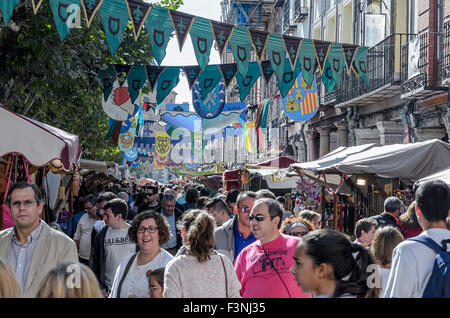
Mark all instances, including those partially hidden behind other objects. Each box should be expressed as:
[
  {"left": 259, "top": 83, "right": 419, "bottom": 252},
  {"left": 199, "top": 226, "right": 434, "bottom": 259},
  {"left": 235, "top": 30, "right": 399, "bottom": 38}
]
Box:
[
  {"left": 214, "top": 191, "right": 257, "bottom": 262},
  {"left": 0, "top": 182, "right": 78, "bottom": 297}
]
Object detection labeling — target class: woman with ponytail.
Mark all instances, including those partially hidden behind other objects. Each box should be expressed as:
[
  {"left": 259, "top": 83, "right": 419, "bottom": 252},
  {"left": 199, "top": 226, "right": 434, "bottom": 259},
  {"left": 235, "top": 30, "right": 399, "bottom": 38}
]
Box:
[
  {"left": 163, "top": 210, "right": 241, "bottom": 298},
  {"left": 290, "top": 229, "right": 379, "bottom": 298}
]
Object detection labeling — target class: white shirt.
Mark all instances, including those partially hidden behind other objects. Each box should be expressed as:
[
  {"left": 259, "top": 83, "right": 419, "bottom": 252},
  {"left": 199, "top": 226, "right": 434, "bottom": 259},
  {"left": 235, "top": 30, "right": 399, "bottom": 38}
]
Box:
[
  {"left": 109, "top": 249, "right": 173, "bottom": 298},
  {"left": 377, "top": 266, "right": 391, "bottom": 298},
  {"left": 73, "top": 214, "right": 96, "bottom": 260},
  {"left": 384, "top": 228, "right": 450, "bottom": 298}
]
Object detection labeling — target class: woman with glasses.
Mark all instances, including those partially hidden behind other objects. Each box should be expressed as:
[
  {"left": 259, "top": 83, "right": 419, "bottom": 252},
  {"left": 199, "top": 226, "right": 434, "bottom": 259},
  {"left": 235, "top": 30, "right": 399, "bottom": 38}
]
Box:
[
  {"left": 280, "top": 217, "right": 313, "bottom": 237},
  {"left": 108, "top": 211, "right": 173, "bottom": 298}
]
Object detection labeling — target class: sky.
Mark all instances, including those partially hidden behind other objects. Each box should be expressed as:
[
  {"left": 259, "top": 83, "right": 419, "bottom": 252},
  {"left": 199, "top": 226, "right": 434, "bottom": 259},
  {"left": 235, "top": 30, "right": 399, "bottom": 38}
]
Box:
[{"left": 162, "top": 0, "right": 223, "bottom": 104}]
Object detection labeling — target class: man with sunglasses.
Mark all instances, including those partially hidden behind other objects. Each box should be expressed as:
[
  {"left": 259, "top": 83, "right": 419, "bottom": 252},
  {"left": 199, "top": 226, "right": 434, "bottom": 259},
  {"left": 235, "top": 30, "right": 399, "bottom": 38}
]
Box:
[
  {"left": 214, "top": 191, "right": 257, "bottom": 262},
  {"left": 233, "top": 198, "right": 311, "bottom": 298}
]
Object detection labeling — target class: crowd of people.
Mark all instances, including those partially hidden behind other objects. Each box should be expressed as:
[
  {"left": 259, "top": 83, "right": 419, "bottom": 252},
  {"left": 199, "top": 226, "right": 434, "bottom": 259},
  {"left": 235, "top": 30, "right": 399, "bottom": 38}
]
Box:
[{"left": 0, "top": 178, "right": 449, "bottom": 298}]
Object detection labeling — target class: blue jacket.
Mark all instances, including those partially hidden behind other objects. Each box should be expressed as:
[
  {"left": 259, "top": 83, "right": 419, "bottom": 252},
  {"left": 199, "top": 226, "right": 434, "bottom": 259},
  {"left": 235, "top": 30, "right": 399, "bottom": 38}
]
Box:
[{"left": 65, "top": 211, "right": 87, "bottom": 238}]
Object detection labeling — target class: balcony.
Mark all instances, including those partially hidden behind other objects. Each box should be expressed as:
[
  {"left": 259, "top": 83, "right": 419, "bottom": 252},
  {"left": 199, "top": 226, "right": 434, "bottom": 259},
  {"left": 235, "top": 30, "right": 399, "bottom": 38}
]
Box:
[
  {"left": 401, "top": 32, "right": 446, "bottom": 99},
  {"left": 334, "top": 33, "right": 411, "bottom": 108},
  {"left": 293, "top": 0, "right": 308, "bottom": 23},
  {"left": 442, "top": 21, "right": 450, "bottom": 86}
]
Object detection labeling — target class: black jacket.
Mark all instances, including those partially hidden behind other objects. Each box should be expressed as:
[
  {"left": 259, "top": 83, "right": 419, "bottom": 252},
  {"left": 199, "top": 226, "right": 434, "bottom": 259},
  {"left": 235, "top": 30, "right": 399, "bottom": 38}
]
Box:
[
  {"left": 159, "top": 207, "right": 184, "bottom": 249},
  {"left": 370, "top": 212, "right": 404, "bottom": 234}
]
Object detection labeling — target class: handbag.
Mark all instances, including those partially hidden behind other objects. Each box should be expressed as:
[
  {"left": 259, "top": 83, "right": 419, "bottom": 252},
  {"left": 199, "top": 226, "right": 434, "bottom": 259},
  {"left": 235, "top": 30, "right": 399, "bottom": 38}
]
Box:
[{"left": 218, "top": 254, "right": 229, "bottom": 298}]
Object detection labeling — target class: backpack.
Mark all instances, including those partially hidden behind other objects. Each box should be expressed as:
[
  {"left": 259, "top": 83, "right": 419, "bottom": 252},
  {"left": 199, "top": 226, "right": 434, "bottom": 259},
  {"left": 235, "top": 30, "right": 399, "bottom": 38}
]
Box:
[{"left": 408, "top": 236, "right": 450, "bottom": 298}]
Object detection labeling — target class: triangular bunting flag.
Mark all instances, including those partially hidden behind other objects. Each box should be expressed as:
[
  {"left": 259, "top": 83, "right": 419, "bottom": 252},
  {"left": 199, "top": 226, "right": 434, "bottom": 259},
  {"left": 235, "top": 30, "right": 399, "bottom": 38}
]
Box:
[
  {"left": 266, "top": 33, "right": 286, "bottom": 85},
  {"left": 49, "top": 0, "right": 81, "bottom": 41},
  {"left": 80, "top": 0, "right": 103, "bottom": 27},
  {"left": 229, "top": 26, "right": 253, "bottom": 77},
  {"left": 32, "top": 0, "right": 44, "bottom": 14},
  {"left": 98, "top": 64, "right": 117, "bottom": 102},
  {"left": 342, "top": 43, "right": 358, "bottom": 76},
  {"left": 298, "top": 38, "right": 316, "bottom": 88},
  {"left": 249, "top": 29, "right": 269, "bottom": 64},
  {"left": 127, "top": 65, "right": 146, "bottom": 104},
  {"left": 0, "top": 0, "right": 21, "bottom": 25},
  {"left": 145, "top": 6, "right": 173, "bottom": 65},
  {"left": 190, "top": 17, "right": 215, "bottom": 71},
  {"left": 327, "top": 43, "right": 345, "bottom": 87},
  {"left": 282, "top": 34, "right": 302, "bottom": 69},
  {"left": 353, "top": 46, "right": 370, "bottom": 86},
  {"left": 182, "top": 65, "right": 202, "bottom": 90},
  {"left": 145, "top": 65, "right": 166, "bottom": 92},
  {"left": 169, "top": 9, "right": 195, "bottom": 51},
  {"left": 192, "top": 79, "right": 226, "bottom": 119},
  {"left": 277, "top": 58, "right": 301, "bottom": 98},
  {"left": 260, "top": 60, "right": 274, "bottom": 83},
  {"left": 197, "top": 65, "right": 223, "bottom": 101},
  {"left": 236, "top": 61, "right": 261, "bottom": 102},
  {"left": 313, "top": 40, "right": 332, "bottom": 75},
  {"left": 113, "top": 64, "right": 132, "bottom": 86},
  {"left": 125, "top": 0, "right": 152, "bottom": 41},
  {"left": 156, "top": 66, "right": 180, "bottom": 104},
  {"left": 99, "top": 0, "right": 130, "bottom": 56},
  {"left": 219, "top": 63, "right": 238, "bottom": 88},
  {"left": 210, "top": 20, "right": 234, "bottom": 59},
  {"left": 322, "top": 58, "right": 336, "bottom": 93}
]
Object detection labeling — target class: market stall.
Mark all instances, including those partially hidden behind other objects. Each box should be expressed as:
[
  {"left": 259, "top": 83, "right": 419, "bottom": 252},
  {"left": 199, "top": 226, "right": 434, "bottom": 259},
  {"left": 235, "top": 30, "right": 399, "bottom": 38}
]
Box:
[{"left": 414, "top": 167, "right": 450, "bottom": 188}]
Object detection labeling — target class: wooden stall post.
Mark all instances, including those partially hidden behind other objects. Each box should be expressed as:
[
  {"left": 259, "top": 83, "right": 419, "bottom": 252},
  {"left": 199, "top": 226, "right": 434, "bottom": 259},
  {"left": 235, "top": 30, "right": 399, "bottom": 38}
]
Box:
[
  {"left": 320, "top": 185, "right": 325, "bottom": 228},
  {"left": 333, "top": 193, "right": 338, "bottom": 231}
]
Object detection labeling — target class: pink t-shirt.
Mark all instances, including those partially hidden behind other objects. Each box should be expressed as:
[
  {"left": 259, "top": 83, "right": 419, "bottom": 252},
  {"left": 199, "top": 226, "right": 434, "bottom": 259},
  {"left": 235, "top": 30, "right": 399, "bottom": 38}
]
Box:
[{"left": 234, "top": 234, "right": 311, "bottom": 298}]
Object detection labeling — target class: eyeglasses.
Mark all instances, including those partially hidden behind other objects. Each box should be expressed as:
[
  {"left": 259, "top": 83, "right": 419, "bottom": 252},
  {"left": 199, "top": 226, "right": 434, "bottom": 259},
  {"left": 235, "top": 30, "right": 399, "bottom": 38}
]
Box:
[
  {"left": 290, "top": 232, "right": 308, "bottom": 237},
  {"left": 240, "top": 206, "right": 251, "bottom": 213},
  {"left": 11, "top": 200, "right": 36, "bottom": 208},
  {"left": 137, "top": 226, "right": 159, "bottom": 234},
  {"left": 249, "top": 214, "right": 265, "bottom": 222}
]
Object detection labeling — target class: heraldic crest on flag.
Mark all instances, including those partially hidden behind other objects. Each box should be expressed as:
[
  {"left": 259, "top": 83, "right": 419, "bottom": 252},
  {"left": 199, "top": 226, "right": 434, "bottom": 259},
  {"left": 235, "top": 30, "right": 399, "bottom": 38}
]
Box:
[
  {"left": 282, "top": 72, "right": 319, "bottom": 122},
  {"left": 155, "top": 131, "right": 171, "bottom": 157}
]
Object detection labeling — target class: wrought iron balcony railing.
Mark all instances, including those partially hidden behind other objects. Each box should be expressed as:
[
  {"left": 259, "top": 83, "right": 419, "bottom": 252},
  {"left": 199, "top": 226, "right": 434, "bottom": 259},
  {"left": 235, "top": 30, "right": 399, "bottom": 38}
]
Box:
[{"left": 442, "top": 21, "right": 450, "bottom": 85}]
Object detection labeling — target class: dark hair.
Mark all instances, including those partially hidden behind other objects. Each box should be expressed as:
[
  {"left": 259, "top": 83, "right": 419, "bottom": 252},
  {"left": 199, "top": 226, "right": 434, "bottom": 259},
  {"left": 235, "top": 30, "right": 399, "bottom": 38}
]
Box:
[
  {"left": 103, "top": 198, "right": 128, "bottom": 219},
  {"left": 276, "top": 196, "right": 286, "bottom": 204},
  {"left": 298, "top": 210, "right": 321, "bottom": 223},
  {"left": 7, "top": 182, "right": 43, "bottom": 206},
  {"left": 354, "top": 218, "right": 378, "bottom": 239},
  {"left": 384, "top": 196, "right": 402, "bottom": 213},
  {"left": 212, "top": 199, "right": 229, "bottom": 216},
  {"left": 128, "top": 211, "right": 171, "bottom": 245},
  {"left": 196, "top": 196, "right": 209, "bottom": 209},
  {"left": 255, "top": 189, "right": 276, "bottom": 200},
  {"left": 199, "top": 187, "right": 210, "bottom": 197},
  {"left": 236, "top": 191, "right": 257, "bottom": 208},
  {"left": 415, "top": 179, "right": 450, "bottom": 222},
  {"left": 301, "top": 229, "right": 378, "bottom": 298},
  {"left": 186, "top": 211, "right": 215, "bottom": 263},
  {"left": 96, "top": 191, "right": 117, "bottom": 204},
  {"left": 253, "top": 198, "right": 284, "bottom": 229},
  {"left": 82, "top": 194, "right": 97, "bottom": 207},
  {"left": 185, "top": 188, "right": 199, "bottom": 203},
  {"left": 96, "top": 183, "right": 105, "bottom": 193},
  {"left": 226, "top": 189, "right": 240, "bottom": 204},
  {"left": 148, "top": 267, "right": 165, "bottom": 287}
]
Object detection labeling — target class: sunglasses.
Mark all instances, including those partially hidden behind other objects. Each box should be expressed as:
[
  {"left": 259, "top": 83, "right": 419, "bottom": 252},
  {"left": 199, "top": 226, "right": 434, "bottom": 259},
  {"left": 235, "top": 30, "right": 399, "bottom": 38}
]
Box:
[
  {"left": 249, "top": 214, "right": 265, "bottom": 222},
  {"left": 240, "top": 206, "right": 251, "bottom": 213},
  {"left": 290, "top": 231, "right": 308, "bottom": 237}
]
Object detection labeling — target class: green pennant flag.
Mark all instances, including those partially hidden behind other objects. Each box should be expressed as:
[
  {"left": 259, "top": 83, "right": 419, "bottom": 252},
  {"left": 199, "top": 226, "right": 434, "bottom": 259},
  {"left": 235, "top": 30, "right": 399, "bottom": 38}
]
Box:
[
  {"left": 99, "top": 0, "right": 130, "bottom": 56},
  {"left": 169, "top": 9, "right": 195, "bottom": 51},
  {"left": 277, "top": 58, "right": 301, "bottom": 98},
  {"left": 298, "top": 38, "right": 316, "bottom": 88},
  {"left": 266, "top": 33, "right": 286, "bottom": 86},
  {"left": 260, "top": 60, "right": 274, "bottom": 83},
  {"left": 219, "top": 63, "right": 238, "bottom": 88},
  {"left": 182, "top": 65, "right": 202, "bottom": 90},
  {"left": 145, "top": 6, "right": 174, "bottom": 65},
  {"left": 210, "top": 20, "right": 234, "bottom": 59},
  {"left": 98, "top": 64, "right": 117, "bottom": 101},
  {"left": 282, "top": 34, "right": 302, "bottom": 69},
  {"left": 342, "top": 43, "right": 358, "bottom": 76},
  {"left": 313, "top": 40, "right": 332, "bottom": 75},
  {"left": 156, "top": 66, "right": 180, "bottom": 104},
  {"left": 249, "top": 29, "right": 269, "bottom": 64},
  {"left": 197, "top": 64, "right": 222, "bottom": 101},
  {"left": 145, "top": 65, "right": 165, "bottom": 92},
  {"left": 322, "top": 59, "right": 336, "bottom": 93},
  {"left": 127, "top": 65, "right": 146, "bottom": 104},
  {"left": 125, "top": 0, "right": 152, "bottom": 41},
  {"left": 229, "top": 26, "right": 253, "bottom": 77},
  {"left": 353, "top": 46, "right": 370, "bottom": 86},
  {"left": 235, "top": 61, "right": 261, "bottom": 102},
  {"left": 327, "top": 43, "right": 345, "bottom": 87},
  {"left": 190, "top": 17, "right": 215, "bottom": 71},
  {"left": 49, "top": 0, "right": 81, "bottom": 41},
  {"left": 1, "top": 0, "right": 21, "bottom": 25}
]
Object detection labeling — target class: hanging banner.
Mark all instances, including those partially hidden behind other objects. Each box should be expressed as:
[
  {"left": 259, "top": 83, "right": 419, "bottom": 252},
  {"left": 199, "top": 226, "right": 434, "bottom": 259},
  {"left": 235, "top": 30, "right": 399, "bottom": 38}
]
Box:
[
  {"left": 408, "top": 36, "right": 420, "bottom": 80},
  {"left": 322, "top": 59, "right": 336, "bottom": 93},
  {"left": 156, "top": 66, "right": 180, "bottom": 104},
  {"left": 192, "top": 79, "right": 226, "bottom": 119},
  {"left": 229, "top": 26, "right": 253, "bottom": 77},
  {"left": 145, "top": 65, "right": 165, "bottom": 92},
  {"left": 98, "top": 64, "right": 117, "bottom": 101},
  {"left": 125, "top": 0, "right": 151, "bottom": 41},
  {"left": 260, "top": 60, "right": 275, "bottom": 83},
  {"left": 113, "top": 64, "right": 132, "bottom": 85},
  {"left": 282, "top": 34, "right": 302, "bottom": 69},
  {"left": 182, "top": 65, "right": 202, "bottom": 90},
  {"left": 282, "top": 72, "right": 319, "bottom": 122},
  {"left": 277, "top": 58, "right": 302, "bottom": 98},
  {"left": 235, "top": 61, "right": 261, "bottom": 102},
  {"left": 80, "top": 0, "right": 103, "bottom": 27},
  {"left": 353, "top": 46, "right": 370, "bottom": 86},
  {"left": 313, "top": 40, "right": 332, "bottom": 75},
  {"left": 197, "top": 64, "right": 222, "bottom": 101},
  {"left": 298, "top": 38, "right": 316, "bottom": 87},
  {"left": 219, "top": 63, "right": 238, "bottom": 88},
  {"left": 99, "top": 0, "right": 130, "bottom": 56},
  {"left": 266, "top": 33, "right": 286, "bottom": 85},
  {"left": 155, "top": 131, "right": 171, "bottom": 157},
  {"left": 127, "top": 65, "right": 147, "bottom": 103},
  {"left": 119, "top": 126, "right": 136, "bottom": 152},
  {"left": 49, "top": 0, "right": 81, "bottom": 41},
  {"left": 210, "top": 20, "right": 234, "bottom": 59},
  {"left": 145, "top": 6, "right": 174, "bottom": 65},
  {"left": 0, "top": 0, "right": 21, "bottom": 25},
  {"left": 102, "top": 80, "right": 140, "bottom": 120},
  {"left": 342, "top": 43, "right": 358, "bottom": 76},
  {"left": 154, "top": 154, "right": 169, "bottom": 169},
  {"left": 190, "top": 16, "right": 215, "bottom": 71},
  {"left": 169, "top": 9, "right": 195, "bottom": 51},
  {"left": 249, "top": 29, "right": 269, "bottom": 64},
  {"left": 327, "top": 43, "right": 345, "bottom": 87}
]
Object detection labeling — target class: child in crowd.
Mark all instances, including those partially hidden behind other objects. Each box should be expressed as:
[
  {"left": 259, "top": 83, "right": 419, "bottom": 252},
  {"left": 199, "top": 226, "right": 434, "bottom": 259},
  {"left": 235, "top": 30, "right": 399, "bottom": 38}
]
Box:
[{"left": 148, "top": 268, "right": 165, "bottom": 298}]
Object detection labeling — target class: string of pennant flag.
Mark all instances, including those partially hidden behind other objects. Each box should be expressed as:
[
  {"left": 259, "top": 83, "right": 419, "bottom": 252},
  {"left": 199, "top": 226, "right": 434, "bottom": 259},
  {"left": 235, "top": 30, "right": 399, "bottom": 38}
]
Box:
[{"left": 1, "top": 0, "right": 370, "bottom": 93}]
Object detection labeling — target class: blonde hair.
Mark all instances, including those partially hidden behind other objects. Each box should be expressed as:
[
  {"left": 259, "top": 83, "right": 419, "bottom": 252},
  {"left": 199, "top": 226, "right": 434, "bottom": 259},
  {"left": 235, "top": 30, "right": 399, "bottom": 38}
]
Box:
[
  {"left": 36, "top": 262, "right": 103, "bottom": 298},
  {"left": 186, "top": 211, "right": 215, "bottom": 263},
  {"left": 370, "top": 226, "right": 404, "bottom": 266},
  {"left": 0, "top": 258, "right": 21, "bottom": 298}
]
